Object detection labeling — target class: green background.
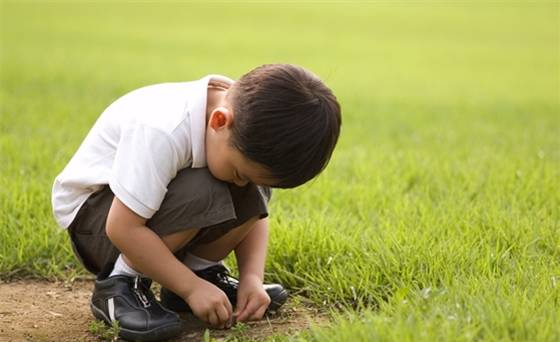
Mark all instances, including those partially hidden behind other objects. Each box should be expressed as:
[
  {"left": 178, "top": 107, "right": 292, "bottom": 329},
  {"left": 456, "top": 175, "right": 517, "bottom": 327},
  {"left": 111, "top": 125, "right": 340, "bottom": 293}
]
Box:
[{"left": 1, "top": 1, "right": 558, "bottom": 341}]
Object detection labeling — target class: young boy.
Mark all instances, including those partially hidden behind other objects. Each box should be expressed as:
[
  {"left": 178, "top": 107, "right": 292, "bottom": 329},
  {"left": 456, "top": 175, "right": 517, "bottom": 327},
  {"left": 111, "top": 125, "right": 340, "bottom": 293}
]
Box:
[{"left": 52, "top": 64, "right": 341, "bottom": 341}]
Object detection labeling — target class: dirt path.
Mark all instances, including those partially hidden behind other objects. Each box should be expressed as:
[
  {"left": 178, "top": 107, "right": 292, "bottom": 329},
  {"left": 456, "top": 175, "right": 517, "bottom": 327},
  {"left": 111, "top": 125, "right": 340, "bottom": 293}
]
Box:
[{"left": 0, "top": 280, "right": 323, "bottom": 342}]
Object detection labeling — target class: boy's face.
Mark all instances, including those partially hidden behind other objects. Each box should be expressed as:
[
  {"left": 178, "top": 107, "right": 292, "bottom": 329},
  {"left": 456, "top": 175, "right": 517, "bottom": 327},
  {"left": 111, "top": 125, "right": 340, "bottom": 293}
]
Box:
[{"left": 205, "top": 107, "right": 275, "bottom": 187}]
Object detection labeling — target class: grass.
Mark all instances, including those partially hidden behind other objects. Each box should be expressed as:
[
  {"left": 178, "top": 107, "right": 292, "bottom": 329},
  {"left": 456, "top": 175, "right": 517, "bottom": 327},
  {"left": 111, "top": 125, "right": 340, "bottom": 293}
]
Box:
[
  {"left": 88, "top": 320, "right": 120, "bottom": 342},
  {"left": 1, "top": 1, "right": 558, "bottom": 341}
]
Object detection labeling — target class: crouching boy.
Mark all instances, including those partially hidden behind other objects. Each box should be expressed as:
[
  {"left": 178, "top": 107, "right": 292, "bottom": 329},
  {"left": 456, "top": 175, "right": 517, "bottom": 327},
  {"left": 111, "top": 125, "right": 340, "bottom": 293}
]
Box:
[{"left": 52, "top": 64, "right": 341, "bottom": 341}]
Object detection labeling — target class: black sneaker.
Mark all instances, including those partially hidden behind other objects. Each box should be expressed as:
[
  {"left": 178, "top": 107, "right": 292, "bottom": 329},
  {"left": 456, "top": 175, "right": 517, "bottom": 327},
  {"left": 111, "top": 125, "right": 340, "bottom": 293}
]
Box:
[
  {"left": 91, "top": 274, "right": 183, "bottom": 341},
  {"left": 160, "top": 265, "right": 288, "bottom": 314}
]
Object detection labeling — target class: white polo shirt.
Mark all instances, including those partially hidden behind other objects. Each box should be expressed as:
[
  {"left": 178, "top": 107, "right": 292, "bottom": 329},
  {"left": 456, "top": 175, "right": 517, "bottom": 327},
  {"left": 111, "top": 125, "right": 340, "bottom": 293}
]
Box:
[{"left": 51, "top": 74, "right": 234, "bottom": 229}]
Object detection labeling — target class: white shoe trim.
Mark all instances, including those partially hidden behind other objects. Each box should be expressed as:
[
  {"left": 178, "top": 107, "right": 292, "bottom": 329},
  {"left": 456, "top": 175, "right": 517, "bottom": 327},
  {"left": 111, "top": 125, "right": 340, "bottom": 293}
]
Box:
[{"left": 108, "top": 297, "right": 115, "bottom": 322}]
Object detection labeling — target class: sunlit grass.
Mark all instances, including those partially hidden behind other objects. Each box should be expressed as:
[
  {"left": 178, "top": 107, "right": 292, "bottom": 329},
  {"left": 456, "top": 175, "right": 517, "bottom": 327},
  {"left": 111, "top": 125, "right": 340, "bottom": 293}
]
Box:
[{"left": 1, "top": 1, "right": 558, "bottom": 341}]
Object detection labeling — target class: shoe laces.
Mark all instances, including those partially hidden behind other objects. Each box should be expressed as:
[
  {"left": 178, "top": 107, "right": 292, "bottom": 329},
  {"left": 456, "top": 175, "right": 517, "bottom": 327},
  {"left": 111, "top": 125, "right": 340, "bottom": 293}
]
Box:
[
  {"left": 133, "top": 276, "right": 152, "bottom": 308},
  {"left": 216, "top": 268, "right": 236, "bottom": 286},
  {"left": 199, "top": 265, "right": 238, "bottom": 291}
]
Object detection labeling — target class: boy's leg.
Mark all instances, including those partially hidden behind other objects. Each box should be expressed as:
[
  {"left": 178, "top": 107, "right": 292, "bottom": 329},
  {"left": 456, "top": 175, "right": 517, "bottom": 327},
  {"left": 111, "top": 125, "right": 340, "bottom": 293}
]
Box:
[
  {"left": 161, "top": 216, "right": 288, "bottom": 314},
  {"left": 162, "top": 229, "right": 201, "bottom": 253},
  {"left": 187, "top": 216, "right": 259, "bottom": 262},
  {"left": 121, "top": 228, "right": 201, "bottom": 273},
  {"left": 68, "top": 168, "right": 238, "bottom": 276},
  {"left": 67, "top": 168, "right": 245, "bottom": 341},
  {"left": 67, "top": 167, "right": 283, "bottom": 339}
]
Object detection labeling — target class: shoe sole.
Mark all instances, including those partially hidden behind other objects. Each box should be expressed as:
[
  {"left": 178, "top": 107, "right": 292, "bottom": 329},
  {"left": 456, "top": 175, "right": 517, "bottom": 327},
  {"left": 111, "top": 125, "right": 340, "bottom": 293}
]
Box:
[{"left": 90, "top": 302, "right": 183, "bottom": 342}]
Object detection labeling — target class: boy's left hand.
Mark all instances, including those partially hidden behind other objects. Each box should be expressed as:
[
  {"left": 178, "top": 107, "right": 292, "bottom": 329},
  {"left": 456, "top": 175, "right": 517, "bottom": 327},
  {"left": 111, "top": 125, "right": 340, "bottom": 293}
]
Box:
[{"left": 234, "top": 274, "right": 271, "bottom": 322}]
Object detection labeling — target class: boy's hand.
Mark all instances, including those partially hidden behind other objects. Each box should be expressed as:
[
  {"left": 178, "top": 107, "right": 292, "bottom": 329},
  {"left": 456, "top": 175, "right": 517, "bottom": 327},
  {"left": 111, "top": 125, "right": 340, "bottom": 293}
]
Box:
[
  {"left": 184, "top": 278, "right": 233, "bottom": 329},
  {"left": 234, "top": 274, "right": 271, "bottom": 322}
]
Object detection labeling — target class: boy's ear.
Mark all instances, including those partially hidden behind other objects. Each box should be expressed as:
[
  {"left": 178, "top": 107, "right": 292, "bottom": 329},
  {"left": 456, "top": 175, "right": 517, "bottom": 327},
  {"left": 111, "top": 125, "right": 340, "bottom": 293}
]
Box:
[{"left": 208, "top": 107, "right": 234, "bottom": 130}]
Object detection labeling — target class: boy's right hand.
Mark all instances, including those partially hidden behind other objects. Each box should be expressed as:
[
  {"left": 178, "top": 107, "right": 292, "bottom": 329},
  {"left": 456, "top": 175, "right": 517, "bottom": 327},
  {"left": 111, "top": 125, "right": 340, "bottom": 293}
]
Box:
[{"left": 184, "top": 278, "right": 233, "bottom": 329}]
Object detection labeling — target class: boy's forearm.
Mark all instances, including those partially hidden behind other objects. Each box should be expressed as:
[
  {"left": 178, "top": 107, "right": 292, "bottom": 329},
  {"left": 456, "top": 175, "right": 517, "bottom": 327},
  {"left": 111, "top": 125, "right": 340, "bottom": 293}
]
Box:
[
  {"left": 107, "top": 221, "right": 198, "bottom": 299},
  {"left": 234, "top": 218, "right": 269, "bottom": 282}
]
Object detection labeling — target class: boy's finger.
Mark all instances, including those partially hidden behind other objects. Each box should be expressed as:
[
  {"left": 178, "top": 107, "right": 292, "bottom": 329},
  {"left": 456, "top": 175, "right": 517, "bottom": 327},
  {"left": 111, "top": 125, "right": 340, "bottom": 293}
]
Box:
[
  {"left": 238, "top": 298, "right": 260, "bottom": 322},
  {"left": 250, "top": 304, "right": 268, "bottom": 321},
  {"left": 234, "top": 293, "right": 248, "bottom": 316},
  {"left": 235, "top": 304, "right": 250, "bottom": 322},
  {"left": 215, "top": 304, "right": 230, "bottom": 327},
  {"left": 207, "top": 311, "right": 219, "bottom": 327},
  {"left": 222, "top": 293, "right": 233, "bottom": 314}
]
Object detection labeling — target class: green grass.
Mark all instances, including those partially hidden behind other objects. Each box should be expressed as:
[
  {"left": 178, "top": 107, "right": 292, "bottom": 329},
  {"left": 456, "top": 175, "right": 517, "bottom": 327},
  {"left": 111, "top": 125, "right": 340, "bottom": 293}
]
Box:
[{"left": 1, "top": 1, "right": 558, "bottom": 341}]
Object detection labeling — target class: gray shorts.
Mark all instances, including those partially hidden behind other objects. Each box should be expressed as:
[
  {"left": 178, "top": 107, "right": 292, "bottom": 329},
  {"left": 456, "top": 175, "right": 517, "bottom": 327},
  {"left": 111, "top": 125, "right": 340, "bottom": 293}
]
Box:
[{"left": 67, "top": 167, "right": 271, "bottom": 276}]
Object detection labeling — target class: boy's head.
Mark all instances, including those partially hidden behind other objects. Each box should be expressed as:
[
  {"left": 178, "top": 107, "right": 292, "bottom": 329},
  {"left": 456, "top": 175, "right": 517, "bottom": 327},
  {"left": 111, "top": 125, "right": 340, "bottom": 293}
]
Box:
[{"left": 206, "top": 64, "right": 341, "bottom": 189}]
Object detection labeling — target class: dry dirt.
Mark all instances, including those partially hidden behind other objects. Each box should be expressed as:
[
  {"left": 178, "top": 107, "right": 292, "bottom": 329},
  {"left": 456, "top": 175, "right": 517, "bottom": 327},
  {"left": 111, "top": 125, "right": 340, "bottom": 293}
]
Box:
[{"left": 0, "top": 280, "right": 325, "bottom": 342}]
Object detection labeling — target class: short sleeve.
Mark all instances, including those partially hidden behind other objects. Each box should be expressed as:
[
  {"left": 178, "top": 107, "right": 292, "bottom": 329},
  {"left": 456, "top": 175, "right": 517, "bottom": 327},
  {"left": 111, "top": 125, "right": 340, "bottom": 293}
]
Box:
[{"left": 109, "top": 124, "right": 180, "bottom": 219}]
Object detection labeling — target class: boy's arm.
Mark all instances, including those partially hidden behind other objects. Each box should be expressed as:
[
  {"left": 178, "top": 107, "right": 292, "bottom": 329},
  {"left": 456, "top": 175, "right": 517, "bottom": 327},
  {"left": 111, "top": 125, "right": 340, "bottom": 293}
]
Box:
[
  {"left": 233, "top": 218, "right": 271, "bottom": 321},
  {"left": 106, "top": 197, "right": 233, "bottom": 328},
  {"left": 235, "top": 218, "right": 268, "bottom": 281}
]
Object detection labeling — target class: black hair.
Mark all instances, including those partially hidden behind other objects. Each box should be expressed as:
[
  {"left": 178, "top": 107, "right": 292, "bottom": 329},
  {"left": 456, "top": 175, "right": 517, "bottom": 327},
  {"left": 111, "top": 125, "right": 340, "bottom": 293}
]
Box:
[{"left": 229, "top": 64, "right": 341, "bottom": 188}]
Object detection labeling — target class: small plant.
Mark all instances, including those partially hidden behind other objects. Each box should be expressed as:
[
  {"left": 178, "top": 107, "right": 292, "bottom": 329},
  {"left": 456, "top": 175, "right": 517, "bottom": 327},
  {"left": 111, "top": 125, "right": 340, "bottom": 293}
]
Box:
[
  {"left": 88, "top": 320, "right": 120, "bottom": 342},
  {"left": 201, "top": 323, "right": 252, "bottom": 342},
  {"left": 230, "top": 321, "right": 249, "bottom": 335},
  {"left": 202, "top": 328, "right": 218, "bottom": 342},
  {"left": 223, "top": 322, "right": 251, "bottom": 342}
]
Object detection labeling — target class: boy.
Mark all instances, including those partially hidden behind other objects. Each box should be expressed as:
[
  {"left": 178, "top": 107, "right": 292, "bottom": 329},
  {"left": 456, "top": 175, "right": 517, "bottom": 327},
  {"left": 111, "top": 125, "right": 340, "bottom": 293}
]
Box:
[{"left": 52, "top": 64, "right": 341, "bottom": 341}]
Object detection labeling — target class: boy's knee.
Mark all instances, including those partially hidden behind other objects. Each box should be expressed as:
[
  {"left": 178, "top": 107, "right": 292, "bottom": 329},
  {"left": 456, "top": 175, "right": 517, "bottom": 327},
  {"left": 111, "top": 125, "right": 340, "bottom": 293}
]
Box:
[
  {"left": 147, "top": 168, "right": 233, "bottom": 235},
  {"left": 167, "top": 168, "right": 228, "bottom": 209}
]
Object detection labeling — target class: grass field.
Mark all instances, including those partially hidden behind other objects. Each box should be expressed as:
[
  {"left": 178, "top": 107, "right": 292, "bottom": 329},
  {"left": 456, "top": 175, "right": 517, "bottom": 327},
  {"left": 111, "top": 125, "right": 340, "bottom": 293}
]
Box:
[{"left": 1, "top": 1, "right": 559, "bottom": 341}]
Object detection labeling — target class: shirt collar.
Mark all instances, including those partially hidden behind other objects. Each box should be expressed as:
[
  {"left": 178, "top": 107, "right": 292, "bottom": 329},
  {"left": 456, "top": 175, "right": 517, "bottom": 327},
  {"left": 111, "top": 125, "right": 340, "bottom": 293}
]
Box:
[{"left": 189, "top": 74, "right": 234, "bottom": 168}]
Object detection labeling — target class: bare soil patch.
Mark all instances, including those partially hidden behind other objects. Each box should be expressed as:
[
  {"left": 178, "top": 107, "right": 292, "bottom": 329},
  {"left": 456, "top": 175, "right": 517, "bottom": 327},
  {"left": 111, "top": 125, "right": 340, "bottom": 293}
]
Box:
[{"left": 0, "top": 280, "right": 324, "bottom": 342}]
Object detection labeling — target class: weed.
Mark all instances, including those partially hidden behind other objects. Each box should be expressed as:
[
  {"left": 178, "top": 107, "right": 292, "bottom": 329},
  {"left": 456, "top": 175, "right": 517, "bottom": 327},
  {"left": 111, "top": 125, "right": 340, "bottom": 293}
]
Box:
[
  {"left": 88, "top": 320, "right": 120, "bottom": 342},
  {"left": 2, "top": 2, "right": 559, "bottom": 341},
  {"left": 231, "top": 322, "right": 249, "bottom": 335},
  {"left": 202, "top": 329, "right": 218, "bottom": 342}
]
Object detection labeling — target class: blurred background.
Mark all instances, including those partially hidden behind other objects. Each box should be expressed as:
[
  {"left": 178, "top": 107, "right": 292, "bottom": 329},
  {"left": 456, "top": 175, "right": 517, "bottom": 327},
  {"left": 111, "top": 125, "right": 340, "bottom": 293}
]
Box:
[{"left": 1, "top": 1, "right": 558, "bottom": 341}]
